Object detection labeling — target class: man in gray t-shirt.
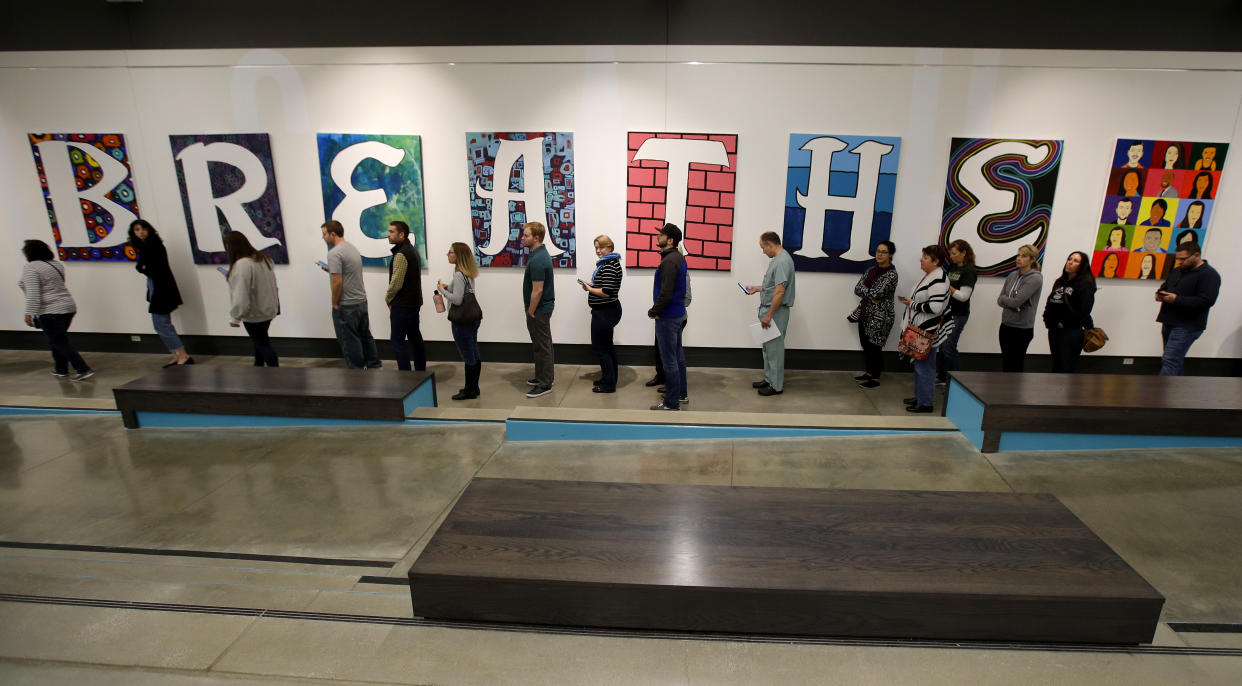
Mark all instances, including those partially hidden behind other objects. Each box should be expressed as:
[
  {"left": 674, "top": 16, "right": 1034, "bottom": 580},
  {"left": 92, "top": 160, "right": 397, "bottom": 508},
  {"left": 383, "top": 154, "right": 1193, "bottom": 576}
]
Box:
[{"left": 321, "top": 221, "right": 381, "bottom": 369}]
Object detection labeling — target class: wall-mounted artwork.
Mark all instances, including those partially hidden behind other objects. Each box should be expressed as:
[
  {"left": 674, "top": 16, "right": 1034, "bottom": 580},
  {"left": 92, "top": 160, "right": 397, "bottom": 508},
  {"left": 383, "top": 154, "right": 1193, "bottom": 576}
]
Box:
[
  {"left": 318, "top": 133, "right": 427, "bottom": 268},
  {"left": 169, "top": 133, "right": 288, "bottom": 265},
  {"left": 466, "top": 132, "right": 575, "bottom": 268},
  {"left": 27, "top": 133, "right": 139, "bottom": 261},
  {"left": 625, "top": 132, "right": 737, "bottom": 270},
  {"left": 1091, "top": 138, "right": 1227, "bottom": 279},
  {"left": 782, "top": 133, "right": 901, "bottom": 273},
  {"left": 939, "top": 138, "right": 1063, "bottom": 277}
]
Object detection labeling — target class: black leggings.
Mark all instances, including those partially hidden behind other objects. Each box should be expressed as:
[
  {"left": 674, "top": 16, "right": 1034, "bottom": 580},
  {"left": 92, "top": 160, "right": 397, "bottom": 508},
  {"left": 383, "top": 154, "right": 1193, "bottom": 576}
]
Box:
[
  {"left": 243, "top": 320, "right": 279, "bottom": 367},
  {"left": 998, "top": 324, "right": 1034, "bottom": 372},
  {"left": 858, "top": 323, "right": 884, "bottom": 378}
]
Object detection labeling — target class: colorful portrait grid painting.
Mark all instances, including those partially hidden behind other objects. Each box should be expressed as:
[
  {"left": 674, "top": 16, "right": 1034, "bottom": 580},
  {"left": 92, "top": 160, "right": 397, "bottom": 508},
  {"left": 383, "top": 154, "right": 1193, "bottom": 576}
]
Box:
[{"left": 1092, "top": 139, "right": 1227, "bottom": 279}]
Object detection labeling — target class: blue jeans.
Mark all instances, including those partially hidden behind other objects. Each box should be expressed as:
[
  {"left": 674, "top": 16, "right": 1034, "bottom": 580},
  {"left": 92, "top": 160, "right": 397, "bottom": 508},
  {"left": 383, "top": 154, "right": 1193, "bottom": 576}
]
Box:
[
  {"left": 654, "top": 315, "right": 687, "bottom": 408},
  {"left": 37, "top": 311, "right": 89, "bottom": 375},
  {"left": 451, "top": 321, "right": 481, "bottom": 366},
  {"left": 937, "top": 314, "right": 968, "bottom": 381},
  {"left": 913, "top": 347, "right": 938, "bottom": 407},
  {"left": 1160, "top": 325, "right": 1203, "bottom": 376},
  {"left": 332, "top": 304, "right": 381, "bottom": 369},
  {"left": 389, "top": 306, "right": 426, "bottom": 371},
  {"left": 590, "top": 305, "right": 622, "bottom": 391},
  {"left": 243, "top": 320, "right": 278, "bottom": 367},
  {"left": 151, "top": 313, "right": 184, "bottom": 352}
]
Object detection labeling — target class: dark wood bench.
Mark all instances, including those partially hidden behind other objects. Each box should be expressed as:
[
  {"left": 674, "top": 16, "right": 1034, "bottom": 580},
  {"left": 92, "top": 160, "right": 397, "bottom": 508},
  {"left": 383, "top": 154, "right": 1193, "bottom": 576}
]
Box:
[
  {"left": 113, "top": 366, "right": 435, "bottom": 428},
  {"left": 945, "top": 371, "right": 1242, "bottom": 452},
  {"left": 409, "top": 477, "right": 1164, "bottom": 643}
]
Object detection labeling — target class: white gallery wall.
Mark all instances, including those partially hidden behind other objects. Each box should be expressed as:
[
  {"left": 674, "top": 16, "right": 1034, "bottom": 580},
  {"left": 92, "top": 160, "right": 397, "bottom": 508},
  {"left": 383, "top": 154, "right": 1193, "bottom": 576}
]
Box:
[{"left": 1, "top": 45, "right": 1240, "bottom": 360}]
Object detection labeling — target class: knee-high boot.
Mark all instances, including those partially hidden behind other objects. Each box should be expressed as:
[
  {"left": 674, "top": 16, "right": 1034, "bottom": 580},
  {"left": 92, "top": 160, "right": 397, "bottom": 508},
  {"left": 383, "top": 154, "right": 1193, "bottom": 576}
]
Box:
[{"left": 468, "top": 362, "right": 481, "bottom": 398}]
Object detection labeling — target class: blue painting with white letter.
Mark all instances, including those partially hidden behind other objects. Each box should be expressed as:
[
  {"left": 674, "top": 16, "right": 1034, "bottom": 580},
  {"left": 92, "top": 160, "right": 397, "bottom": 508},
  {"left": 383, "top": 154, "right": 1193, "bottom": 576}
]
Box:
[{"left": 782, "top": 134, "right": 901, "bottom": 273}]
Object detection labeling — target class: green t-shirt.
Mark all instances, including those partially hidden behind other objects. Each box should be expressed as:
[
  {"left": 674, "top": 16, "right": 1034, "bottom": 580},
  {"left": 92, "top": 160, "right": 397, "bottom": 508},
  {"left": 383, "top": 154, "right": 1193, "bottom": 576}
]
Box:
[
  {"left": 759, "top": 249, "right": 795, "bottom": 317},
  {"left": 947, "top": 263, "right": 978, "bottom": 315},
  {"left": 523, "top": 244, "right": 556, "bottom": 314}
]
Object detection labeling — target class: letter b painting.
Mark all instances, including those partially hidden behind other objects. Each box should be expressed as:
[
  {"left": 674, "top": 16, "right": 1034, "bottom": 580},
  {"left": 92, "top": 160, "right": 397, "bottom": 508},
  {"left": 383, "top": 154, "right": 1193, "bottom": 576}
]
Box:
[
  {"left": 170, "top": 133, "right": 288, "bottom": 265},
  {"left": 466, "top": 132, "right": 575, "bottom": 268},
  {"left": 27, "top": 133, "right": 139, "bottom": 261},
  {"left": 939, "top": 138, "right": 1063, "bottom": 276},
  {"left": 782, "top": 134, "right": 901, "bottom": 273}
]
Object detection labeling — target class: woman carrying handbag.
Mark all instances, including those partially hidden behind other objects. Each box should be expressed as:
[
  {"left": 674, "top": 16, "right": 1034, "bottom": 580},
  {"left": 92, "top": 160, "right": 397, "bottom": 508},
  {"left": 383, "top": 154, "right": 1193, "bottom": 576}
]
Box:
[
  {"left": 437, "top": 242, "right": 484, "bottom": 400},
  {"left": 897, "top": 245, "right": 952, "bottom": 413}
]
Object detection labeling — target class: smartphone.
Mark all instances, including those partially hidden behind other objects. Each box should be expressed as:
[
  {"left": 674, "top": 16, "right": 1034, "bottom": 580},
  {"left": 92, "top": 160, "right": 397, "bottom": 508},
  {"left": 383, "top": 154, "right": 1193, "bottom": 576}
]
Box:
[
  {"left": 577, "top": 278, "right": 588, "bottom": 286},
  {"left": 316, "top": 260, "right": 328, "bottom": 270},
  {"left": 738, "top": 282, "right": 749, "bottom": 294},
  {"left": 216, "top": 266, "right": 228, "bottom": 276}
]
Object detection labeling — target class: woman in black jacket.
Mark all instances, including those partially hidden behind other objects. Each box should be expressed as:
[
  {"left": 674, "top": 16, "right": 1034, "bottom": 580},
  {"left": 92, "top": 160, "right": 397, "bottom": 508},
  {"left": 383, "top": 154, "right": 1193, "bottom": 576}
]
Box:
[
  {"left": 1043, "top": 251, "right": 1096, "bottom": 373},
  {"left": 128, "top": 220, "right": 192, "bottom": 367}
]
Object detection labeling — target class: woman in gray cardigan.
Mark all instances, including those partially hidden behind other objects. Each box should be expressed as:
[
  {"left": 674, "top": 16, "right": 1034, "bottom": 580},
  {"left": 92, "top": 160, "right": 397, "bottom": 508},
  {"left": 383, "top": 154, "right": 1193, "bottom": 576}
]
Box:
[
  {"left": 996, "top": 244, "right": 1044, "bottom": 372},
  {"left": 225, "top": 232, "right": 281, "bottom": 367}
]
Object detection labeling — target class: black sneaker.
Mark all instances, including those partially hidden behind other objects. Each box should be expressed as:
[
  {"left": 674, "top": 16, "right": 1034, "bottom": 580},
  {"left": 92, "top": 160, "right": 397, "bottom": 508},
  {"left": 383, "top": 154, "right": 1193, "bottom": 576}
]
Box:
[
  {"left": 858, "top": 379, "right": 880, "bottom": 389},
  {"left": 853, "top": 373, "right": 872, "bottom": 381},
  {"left": 903, "top": 397, "right": 917, "bottom": 405},
  {"left": 50, "top": 370, "right": 68, "bottom": 378},
  {"left": 906, "top": 404, "right": 934, "bottom": 413},
  {"left": 751, "top": 380, "right": 770, "bottom": 388},
  {"left": 644, "top": 376, "right": 664, "bottom": 387},
  {"left": 526, "top": 378, "right": 540, "bottom": 386},
  {"left": 525, "top": 385, "right": 553, "bottom": 398},
  {"left": 757, "top": 386, "right": 782, "bottom": 396},
  {"left": 71, "top": 370, "right": 95, "bottom": 382}
]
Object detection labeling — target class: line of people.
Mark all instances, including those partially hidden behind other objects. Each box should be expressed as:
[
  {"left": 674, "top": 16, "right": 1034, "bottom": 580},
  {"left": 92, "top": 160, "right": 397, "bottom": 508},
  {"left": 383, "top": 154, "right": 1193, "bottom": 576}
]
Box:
[{"left": 18, "top": 225, "right": 1219, "bottom": 407}]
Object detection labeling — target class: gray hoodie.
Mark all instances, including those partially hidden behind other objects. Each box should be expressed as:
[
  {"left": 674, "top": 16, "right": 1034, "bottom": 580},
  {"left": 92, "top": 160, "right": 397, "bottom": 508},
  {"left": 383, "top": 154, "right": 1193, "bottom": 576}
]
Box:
[
  {"left": 996, "top": 269, "right": 1043, "bottom": 329},
  {"left": 228, "top": 257, "right": 281, "bottom": 324}
]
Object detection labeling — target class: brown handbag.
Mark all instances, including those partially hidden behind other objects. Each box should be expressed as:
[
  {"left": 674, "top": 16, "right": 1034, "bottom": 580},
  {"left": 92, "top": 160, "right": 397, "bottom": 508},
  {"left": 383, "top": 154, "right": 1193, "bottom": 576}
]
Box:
[{"left": 1083, "top": 327, "right": 1108, "bottom": 352}]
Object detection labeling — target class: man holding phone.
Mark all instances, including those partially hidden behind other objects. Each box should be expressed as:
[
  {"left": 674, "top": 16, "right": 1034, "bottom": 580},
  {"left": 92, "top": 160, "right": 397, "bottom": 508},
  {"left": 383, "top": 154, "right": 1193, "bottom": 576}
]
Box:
[
  {"left": 743, "top": 232, "right": 796, "bottom": 396},
  {"left": 1155, "top": 241, "right": 1220, "bottom": 375}
]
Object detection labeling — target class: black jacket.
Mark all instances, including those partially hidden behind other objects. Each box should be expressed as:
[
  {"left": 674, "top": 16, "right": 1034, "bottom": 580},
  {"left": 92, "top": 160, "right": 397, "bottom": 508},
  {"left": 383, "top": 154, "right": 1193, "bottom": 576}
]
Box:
[
  {"left": 134, "top": 239, "right": 182, "bottom": 315},
  {"left": 388, "top": 238, "right": 423, "bottom": 309},
  {"left": 1158, "top": 260, "right": 1220, "bottom": 331}
]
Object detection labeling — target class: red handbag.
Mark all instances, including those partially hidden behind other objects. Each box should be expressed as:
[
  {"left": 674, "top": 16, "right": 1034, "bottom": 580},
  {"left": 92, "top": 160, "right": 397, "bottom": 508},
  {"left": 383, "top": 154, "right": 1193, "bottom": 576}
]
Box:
[{"left": 897, "top": 323, "right": 934, "bottom": 360}]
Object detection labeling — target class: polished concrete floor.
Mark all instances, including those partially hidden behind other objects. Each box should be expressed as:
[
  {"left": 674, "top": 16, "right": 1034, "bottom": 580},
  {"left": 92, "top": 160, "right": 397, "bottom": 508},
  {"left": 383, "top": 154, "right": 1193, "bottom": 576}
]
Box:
[{"left": 1, "top": 350, "right": 1241, "bottom": 684}]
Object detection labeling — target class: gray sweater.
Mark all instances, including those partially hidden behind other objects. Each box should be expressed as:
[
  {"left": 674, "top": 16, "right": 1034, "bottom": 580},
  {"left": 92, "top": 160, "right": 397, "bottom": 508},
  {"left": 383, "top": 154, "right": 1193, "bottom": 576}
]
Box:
[
  {"left": 228, "top": 257, "right": 281, "bottom": 323},
  {"left": 996, "top": 269, "right": 1043, "bottom": 329}
]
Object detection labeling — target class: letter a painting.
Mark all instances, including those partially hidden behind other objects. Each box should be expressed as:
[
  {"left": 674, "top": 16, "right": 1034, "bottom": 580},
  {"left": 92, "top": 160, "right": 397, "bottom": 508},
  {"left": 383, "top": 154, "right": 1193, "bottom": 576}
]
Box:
[
  {"left": 466, "top": 132, "right": 575, "bottom": 268},
  {"left": 625, "top": 132, "right": 738, "bottom": 270},
  {"left": 939, "top": 138, "right": 1063, "bottom": 276},
  {"left": 782, "top": 133, "right": 901, "bottom": 273},
  {"left": 170, "top": 133, "right": 288, "bottom": 265},
  {"left": 28, "top": 133, "right": 139, "bottom": 261},
  {"left": 318, "top": 133, "right": 426, "bottom": 267}
]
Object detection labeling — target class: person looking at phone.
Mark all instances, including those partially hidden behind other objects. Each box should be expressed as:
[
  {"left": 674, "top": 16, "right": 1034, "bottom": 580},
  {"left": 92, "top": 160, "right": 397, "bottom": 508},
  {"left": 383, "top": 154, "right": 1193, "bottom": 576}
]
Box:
[
  {"left": 321, "top": 220, "right": 382, "bottom": 369},
  {"left": 580, "top": 235, "right": 623, "bottom": 393},
  {"left": 1155, "top": 242, "right": 1220, "bottom": 376},
  {"left": 743, "top": 232, "right": 796, "bottom": 396}
]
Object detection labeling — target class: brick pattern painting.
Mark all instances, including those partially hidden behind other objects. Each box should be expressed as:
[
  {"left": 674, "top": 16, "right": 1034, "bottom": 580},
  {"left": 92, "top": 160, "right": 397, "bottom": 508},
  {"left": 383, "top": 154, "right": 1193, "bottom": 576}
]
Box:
[{"left": 625, "top": 132, "right": 738, "bottom": 270}]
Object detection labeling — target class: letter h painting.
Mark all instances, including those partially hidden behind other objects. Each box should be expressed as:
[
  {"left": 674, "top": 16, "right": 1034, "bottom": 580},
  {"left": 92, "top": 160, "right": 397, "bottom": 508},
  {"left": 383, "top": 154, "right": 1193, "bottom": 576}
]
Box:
[
  {"left": 625, "top": 132, "right": 738, "bottom": 270},
  {"left": 782, "top": 134, "right": 901, "bottom": 273},
  {"left": 466, "top": 132, "right": 575, "bottom": 268}
]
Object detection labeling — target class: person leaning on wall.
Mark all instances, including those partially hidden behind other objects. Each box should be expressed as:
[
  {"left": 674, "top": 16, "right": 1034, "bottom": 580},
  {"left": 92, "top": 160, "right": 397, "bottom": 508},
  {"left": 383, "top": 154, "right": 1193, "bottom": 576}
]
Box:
[
  {"left": 1042, "top": 251, "right": 1096, "bottom": 373},
  {"left": 19, "top": 239, "right": 93, "bottom": 381},
  {"left": 128, "top": 219, "right": 192, "bottom": 367},
  {"left": 996, "top": 245, "right": 1044, "bottom": 373}
]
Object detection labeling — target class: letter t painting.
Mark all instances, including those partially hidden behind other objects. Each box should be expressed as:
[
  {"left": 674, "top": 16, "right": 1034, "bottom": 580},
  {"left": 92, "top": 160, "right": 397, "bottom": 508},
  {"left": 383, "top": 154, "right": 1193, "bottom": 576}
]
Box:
[{"left": 625, "top": 132, "right": 738, "bottom": 270}]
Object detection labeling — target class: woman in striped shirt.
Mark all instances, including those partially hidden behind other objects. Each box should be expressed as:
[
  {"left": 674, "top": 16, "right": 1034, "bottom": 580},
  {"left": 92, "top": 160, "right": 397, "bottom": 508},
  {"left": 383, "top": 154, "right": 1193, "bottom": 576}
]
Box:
[
  {"left": 18, "top": 240, "right": 93, "bottom": 381},
  {"left": 898, "top": 244, "right": 951, "bottom": 413},
  {"left": 581, "top": 235, "right": 623, "bottom": 393}
]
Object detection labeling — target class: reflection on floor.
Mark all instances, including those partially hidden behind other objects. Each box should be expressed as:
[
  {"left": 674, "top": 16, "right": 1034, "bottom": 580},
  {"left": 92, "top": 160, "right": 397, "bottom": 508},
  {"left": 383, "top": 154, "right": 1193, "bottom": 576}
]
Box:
[{"left": 1, "top": 350, "right": 1241, "bottom": 684}]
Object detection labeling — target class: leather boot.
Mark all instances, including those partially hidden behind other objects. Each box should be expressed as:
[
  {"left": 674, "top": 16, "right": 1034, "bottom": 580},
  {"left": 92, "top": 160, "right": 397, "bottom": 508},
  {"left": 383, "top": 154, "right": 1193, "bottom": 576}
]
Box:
[
  {"left": 452, "top": 363, "right": 475, "bottom": 401},
  {"left": 467, "top": 362, "right": 481, "bottom": 398}
]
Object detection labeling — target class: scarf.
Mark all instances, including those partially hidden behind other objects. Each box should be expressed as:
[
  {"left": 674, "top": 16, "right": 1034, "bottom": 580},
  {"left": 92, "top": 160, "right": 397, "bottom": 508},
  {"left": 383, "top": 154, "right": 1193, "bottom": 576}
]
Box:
[
  {"left": 592, "top": 252, "right": 621, "bottom": 283},
  {"left": 863, "top": 262, "right": 894, "bottom": 288}
]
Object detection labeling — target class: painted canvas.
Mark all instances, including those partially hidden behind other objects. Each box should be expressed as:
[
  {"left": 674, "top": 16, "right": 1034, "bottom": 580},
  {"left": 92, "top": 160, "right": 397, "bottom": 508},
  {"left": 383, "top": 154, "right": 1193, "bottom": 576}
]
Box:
[
  {"left": 170, "top": 133, "right": 288, "bottom": 265},
  {"left": 28, "top": 133, "right": 139, "bottom": 261},
  {"left": 318, "top": 133, "right": 427, "bottom": 268},
  {"left": 466, "top": 132, "right": 575, "bottom": 268},
  {"left": 625, "top": 132, "right": 737, "bottom": 270},
  {"left": 782, "top": 134, "right": 901, "bottom": 273},
  {"left": 939, "top": 138, "right": 1063, "bottom": 277},
  {"left": 1091, "top": 139, "right": 1227, "bottom": 279}
]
